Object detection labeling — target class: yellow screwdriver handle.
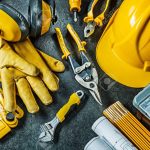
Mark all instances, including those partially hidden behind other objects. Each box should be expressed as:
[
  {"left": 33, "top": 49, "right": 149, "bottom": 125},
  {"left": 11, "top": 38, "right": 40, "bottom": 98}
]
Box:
[
  {"left": 55, "top": 28, "right": 71, "bottom": 60},
  {"left": 94, "top": 0, "right": 110, "bottom": 26},
  {"left": 69, "top": 0, "right": 81, "bottom": 12},
  {"left": 56, "top": 92, "right": 81, "bottom": 123},
  {"left": 84, "top": 0, "right": 99, "bottom": 23},
  {"left": 67, "top": 24, "right": 86, "bottom": 52}
]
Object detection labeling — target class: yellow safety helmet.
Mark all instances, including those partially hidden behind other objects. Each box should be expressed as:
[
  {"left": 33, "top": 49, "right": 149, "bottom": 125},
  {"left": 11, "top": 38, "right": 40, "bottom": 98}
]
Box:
[{"left": 96, "top": 0, "right": 150, "bottom": 88}]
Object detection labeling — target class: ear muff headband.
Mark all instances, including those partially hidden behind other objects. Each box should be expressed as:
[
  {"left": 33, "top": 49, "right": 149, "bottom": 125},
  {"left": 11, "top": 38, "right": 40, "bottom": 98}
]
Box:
[{"left": 29, "top": 0, "right": 42, "bottom": 38}]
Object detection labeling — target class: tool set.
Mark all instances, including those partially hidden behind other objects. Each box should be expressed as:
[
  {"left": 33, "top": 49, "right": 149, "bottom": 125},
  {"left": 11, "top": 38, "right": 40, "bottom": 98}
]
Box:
[
  {"left": 103, "top": 101, "right": 150, "bottom": 149},
  {"left": 55, "top": 24, "right": 102, "bottom": 105},
  {"left": 0, "top": 0, "right": 150, "bottom": 150}
]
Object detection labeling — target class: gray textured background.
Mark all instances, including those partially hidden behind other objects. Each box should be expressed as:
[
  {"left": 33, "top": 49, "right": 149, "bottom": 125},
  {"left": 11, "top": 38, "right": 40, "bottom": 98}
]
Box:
[{"left": 0, "top": 0, "right": 143, "bottom": 150}]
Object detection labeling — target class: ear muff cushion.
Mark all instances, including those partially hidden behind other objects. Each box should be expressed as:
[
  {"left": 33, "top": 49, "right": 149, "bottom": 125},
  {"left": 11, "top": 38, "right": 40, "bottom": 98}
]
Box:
[
  {"left": 0, "top": 3, "right": 29, "bottom": 41},
  {"left": 29, "top": 0, "right": 42, "bottom": 38}
]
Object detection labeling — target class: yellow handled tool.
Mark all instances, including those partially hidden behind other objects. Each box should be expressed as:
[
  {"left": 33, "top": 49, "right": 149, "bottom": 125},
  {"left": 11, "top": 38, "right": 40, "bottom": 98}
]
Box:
[
  {"left": 84, "top": 0, "right": 110, "bottom": 37},
  {"left": 55, "top": 24, "right": 102, "bottom": 105},
  {"left": 67, "top": 24, "right": 86, "bottom": 52},
  {"left": 39, "top": 90, "right": 84, "bottom": 143},
  {"left": 0, "top": 90, "right": 24, "bottom": 139},
  {"left": 55, "top": 28, "right": 71, "bottom": 59},
  {"left": 69, "top": 0, "right": 81, "bottom": 22},
  {"left": 56, "top": 91, "right": 82, "bottom": 122}
]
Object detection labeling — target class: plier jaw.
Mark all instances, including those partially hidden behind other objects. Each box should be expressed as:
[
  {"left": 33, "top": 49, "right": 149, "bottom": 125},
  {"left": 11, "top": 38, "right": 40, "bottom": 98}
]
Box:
[{"left": 84, "top": 0, "right": 110, "bottom": 38}]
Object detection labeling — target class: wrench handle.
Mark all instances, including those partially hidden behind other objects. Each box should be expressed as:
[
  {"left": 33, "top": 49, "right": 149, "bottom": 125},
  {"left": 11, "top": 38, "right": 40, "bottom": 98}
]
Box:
[{"left": 56, "top": 92, "right": 81, "bottom": 122}]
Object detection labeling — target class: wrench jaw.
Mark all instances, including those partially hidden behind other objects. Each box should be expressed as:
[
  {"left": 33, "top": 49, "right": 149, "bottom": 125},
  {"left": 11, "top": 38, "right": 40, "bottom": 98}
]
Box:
[{"left": 39, "top": 117, "right": 60, "bottom": 143}]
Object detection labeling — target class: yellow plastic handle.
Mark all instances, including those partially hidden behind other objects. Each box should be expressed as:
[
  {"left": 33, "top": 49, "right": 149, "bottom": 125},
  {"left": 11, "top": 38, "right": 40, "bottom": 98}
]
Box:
[
  {"left": 0, "top": 119, "right": 11, "bottom": 139},
  {"left": 84, "top": 0, "right": 99, "bottom": 23},
  {"left": 55, "top": 28, "right": 71, "bottom": 59},
  {"left": 94, "top": 0, "right": 110, "bottom": 26},
  {"left": 69, "top": 0, "right": 81, "bottom": 12},
  {"left": 0, "top": 90, "right": 24, "bottom": 128},
  {"left": 67, "top": 24, "right": 86, "bottom": 52},
  {"left": 56, "top": 92, "right": 81, "bottom": 122}
]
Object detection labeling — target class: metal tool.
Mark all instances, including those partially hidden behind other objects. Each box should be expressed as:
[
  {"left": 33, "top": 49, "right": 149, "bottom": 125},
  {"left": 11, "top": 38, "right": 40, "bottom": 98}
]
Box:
[
  {"left": 84, "top": 0, "right": 110, "bottom": 38},
  {"left": 55, "top": 24, "right": 102, "bottom": 105},
  {"left": 69, "top": 0, "right": 81, "bottom": 22},
  {"left": 38, "top": 90, "right": 84, "bottom": 143}
]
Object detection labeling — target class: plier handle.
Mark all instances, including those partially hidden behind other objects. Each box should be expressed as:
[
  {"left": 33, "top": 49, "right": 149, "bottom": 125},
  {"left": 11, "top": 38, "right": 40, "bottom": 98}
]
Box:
[
  {"left": 55, "top": 24, "right": 92, "bottom": 81},
  {"left": 84, "top": 0, "right": 110, "bottom": 37}
]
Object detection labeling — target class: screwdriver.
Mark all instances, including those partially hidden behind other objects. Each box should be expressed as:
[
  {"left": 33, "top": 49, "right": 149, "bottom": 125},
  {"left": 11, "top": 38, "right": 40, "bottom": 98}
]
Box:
[{"left": 69, "top": 0, "right": 81, "bottom": 22}]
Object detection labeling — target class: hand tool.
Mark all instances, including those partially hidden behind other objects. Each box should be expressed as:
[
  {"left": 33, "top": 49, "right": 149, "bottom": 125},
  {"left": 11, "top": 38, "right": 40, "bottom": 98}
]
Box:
[
  {"left": 85, "top": 116, "right": 137, "bottom": 150},
  {"left": 38, "top": 90, "right": 84, "bottom": 143},
  {"left": 0, "top": 90, "right": 24, "bottom": 139},
  {"left": 103, "top": 101, "right": 150, "bottom": 150},
  {"left": 69, "top": 0, "right": 81, "bottom": 22},
  {"left": 55, "top": 24, "right": 102, "bottom": 105},
  {"left": 84, "top": 0, "right": 110, "bottom": 38}
]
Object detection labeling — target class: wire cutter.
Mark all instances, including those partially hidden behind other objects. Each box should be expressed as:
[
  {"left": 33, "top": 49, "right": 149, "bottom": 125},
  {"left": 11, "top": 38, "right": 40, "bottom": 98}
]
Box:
[
  {"left": 84, "top": 0, "right": 110, "bottom": 38},
  {"left": 55, "top": 23, "right": 102, "bottom": 105}
]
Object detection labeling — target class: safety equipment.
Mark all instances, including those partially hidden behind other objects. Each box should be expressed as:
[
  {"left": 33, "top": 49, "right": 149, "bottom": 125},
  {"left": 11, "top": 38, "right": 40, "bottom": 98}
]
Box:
[
  {"left": 96, "top": 0, "right": 150, "bottom": 88},
  {"left": 28, "top": 0, "right": 51, "bottom": 38},
  {"left": 0, "top": 38, "right": 65, "bottom": 113},
  {"left": 0, "top": 0, "right": 51, "bottom": 42}
]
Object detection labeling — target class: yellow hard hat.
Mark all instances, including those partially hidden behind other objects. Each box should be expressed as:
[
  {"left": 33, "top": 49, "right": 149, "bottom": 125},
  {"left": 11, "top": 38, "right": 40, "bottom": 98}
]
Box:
[{"left": 96, "top": 0, "right": 150, "bottom": 88}]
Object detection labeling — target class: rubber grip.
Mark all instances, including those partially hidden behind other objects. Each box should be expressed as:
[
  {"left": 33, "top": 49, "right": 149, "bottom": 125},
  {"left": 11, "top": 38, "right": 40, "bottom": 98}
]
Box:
[
  {"left": 67, "top": 24, "right": 86, "bottom": 52},
  {"left": 56, "top": 92, "right": 81, "bottom": 122},
  {"left": 55, "top": 28, "right": 71, "bottom": 59}
]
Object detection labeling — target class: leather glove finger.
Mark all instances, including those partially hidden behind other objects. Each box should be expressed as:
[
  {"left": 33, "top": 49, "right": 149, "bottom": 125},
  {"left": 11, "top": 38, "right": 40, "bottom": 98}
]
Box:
[
  {"left": 26, "top": 76, "right": 53, "bottom": 105},
  {"left": 0, "top": 38, "right": 39, "bottom": 76},
  {"left": 38, "top": 50, "right": 65, "bottom": 72},
  {"left": 12, "top": 38, "right": 60, "bottom": 91},
  {"left": 1, "top": 67, "right": 16, "bottom": 112},
  {"left": 16, "top": 78, "right": 39, "bottom": 113}
]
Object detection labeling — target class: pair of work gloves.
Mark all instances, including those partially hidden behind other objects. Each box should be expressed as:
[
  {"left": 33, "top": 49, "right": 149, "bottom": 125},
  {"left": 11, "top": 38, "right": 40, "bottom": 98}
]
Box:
[{"left": 0, "top": 38, "right": 65, "bottom": 114}]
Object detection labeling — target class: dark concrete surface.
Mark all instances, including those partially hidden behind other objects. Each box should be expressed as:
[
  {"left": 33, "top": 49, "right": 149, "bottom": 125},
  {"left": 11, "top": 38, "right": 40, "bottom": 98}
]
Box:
[{"left": 0, "top": 0, "right": 143, "bottom": 150}]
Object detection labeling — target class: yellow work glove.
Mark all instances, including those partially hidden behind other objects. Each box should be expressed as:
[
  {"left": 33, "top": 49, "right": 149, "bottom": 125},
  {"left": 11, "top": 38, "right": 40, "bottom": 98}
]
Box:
[{"left": 0, "top": 38, "right": 65, "bottom": 113}]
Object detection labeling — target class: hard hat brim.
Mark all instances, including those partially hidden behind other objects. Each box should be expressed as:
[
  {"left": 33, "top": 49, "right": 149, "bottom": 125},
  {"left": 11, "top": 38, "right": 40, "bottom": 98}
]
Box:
[{"left": 96, "top": 26, "right": 150, "bottom": 88}]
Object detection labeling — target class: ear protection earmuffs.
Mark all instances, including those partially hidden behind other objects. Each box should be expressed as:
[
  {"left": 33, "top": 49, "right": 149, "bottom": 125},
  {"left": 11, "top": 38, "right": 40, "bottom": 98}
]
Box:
[
  {"left": 0, "top": 0, "right": 52, "bottom": 42},
  {"left": 29, "top": 0, "right": 52, "bottom": 38},
  {"left": 0, "top": 3, "right": 29, "bottom": 42}
]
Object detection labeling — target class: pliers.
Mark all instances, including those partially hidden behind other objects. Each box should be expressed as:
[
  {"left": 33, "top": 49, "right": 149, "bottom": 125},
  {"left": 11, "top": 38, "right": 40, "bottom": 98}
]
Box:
[
  {"left": 84, "top": 0, "right": 110, "bottom": 38},
  {"left": 55, "top": 24, "right": 102, "bottom": 105}
]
